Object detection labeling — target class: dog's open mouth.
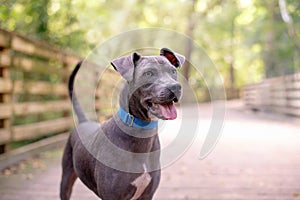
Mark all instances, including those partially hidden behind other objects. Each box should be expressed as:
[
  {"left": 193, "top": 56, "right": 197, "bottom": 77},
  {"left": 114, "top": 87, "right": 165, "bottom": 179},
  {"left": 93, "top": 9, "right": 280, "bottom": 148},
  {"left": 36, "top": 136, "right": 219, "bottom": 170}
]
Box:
[{"left": 146, "top": 100, "right": 177, "bottom": 120}]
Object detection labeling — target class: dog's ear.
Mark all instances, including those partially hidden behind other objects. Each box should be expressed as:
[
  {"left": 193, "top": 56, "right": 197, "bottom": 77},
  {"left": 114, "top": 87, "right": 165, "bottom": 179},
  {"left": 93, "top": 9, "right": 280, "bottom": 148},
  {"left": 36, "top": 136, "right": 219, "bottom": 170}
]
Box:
[
  {"left": 160, "top": 48, "right": 185, "bottom": 68},
  {"left": 111, "top": 52, "right": 141, "bottom": 81}
]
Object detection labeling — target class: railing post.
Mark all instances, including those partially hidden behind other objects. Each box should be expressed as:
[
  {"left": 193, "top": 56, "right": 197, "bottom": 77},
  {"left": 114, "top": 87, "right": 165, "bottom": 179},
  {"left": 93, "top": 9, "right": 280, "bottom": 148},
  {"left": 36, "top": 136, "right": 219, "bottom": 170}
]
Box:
[
  {"left": 62, "top": 54, "right": 70, "bottom": 118},
  {"left": 0, "top": 30, "right": 12, "bottom": 153}
]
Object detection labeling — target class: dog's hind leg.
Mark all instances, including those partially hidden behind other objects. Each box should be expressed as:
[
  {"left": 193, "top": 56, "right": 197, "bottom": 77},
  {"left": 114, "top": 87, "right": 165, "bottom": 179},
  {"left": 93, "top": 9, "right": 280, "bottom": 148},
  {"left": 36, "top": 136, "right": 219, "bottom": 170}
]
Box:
[{"left": 60, "top": 138, "right": 77, "bottom": 200}]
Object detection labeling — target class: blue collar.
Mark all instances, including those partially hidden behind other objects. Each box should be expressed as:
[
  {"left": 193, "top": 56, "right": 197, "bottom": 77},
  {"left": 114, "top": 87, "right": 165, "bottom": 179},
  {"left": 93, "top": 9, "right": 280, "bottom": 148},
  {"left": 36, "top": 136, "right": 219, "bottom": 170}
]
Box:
[{"left": 118, "top": 106, "right": 158, "bottom": 130}]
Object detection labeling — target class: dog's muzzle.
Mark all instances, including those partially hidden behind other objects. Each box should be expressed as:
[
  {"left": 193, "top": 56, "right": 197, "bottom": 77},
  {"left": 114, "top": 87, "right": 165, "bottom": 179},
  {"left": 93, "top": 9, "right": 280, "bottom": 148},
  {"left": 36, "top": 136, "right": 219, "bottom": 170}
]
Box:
[{"left": 145, "top": 83, "right": 182, "bottom": 120}]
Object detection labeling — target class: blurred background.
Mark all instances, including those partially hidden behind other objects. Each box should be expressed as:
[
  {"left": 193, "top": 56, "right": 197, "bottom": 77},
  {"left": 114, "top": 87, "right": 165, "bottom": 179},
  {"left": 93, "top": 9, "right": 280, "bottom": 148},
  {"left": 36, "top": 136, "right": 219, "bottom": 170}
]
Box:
[
  {"left": 0, "top": 0, "right": 300, "bottom": 199},
  {"left": 1, "top": 0, "right": 299, "bottom": 98}
]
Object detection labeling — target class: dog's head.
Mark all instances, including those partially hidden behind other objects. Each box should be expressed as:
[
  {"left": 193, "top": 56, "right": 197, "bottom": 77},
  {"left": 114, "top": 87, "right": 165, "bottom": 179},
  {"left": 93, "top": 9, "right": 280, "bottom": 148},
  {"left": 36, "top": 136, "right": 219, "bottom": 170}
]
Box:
[{"left": 111, "top": 48, "right": 185, "bottom": 121}]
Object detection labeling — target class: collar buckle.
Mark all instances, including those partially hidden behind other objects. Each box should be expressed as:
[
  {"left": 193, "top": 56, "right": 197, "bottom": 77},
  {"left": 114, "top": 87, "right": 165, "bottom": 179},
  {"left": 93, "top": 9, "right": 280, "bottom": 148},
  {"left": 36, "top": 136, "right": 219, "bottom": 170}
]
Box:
[
  {"left": 125, "top": 113, "right": 134, "bottom": 127},
  {"left": 118, "top": 106, "right": 158, "bottom": 130}
]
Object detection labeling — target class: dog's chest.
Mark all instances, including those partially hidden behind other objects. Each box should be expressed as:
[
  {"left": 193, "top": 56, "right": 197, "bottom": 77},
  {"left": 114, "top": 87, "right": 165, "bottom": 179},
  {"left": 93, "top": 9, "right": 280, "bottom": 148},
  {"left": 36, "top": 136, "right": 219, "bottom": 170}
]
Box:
[{"left": 130, "top": 164, "right": 152, "bottom": 200}]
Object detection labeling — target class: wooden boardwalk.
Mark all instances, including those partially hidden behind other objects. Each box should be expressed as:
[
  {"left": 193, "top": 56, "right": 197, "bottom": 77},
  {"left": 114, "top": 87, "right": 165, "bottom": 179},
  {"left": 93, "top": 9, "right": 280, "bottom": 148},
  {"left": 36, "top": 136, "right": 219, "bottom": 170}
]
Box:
[{"left": 1, "top": 101, "right": 300, "bottom": 200}]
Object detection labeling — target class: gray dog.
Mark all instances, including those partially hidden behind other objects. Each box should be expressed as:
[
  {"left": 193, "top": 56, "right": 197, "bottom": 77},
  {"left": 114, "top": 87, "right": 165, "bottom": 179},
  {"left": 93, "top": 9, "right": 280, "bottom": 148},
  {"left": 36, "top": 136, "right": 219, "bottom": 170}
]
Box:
[{"left": 60, "top": 48, "right": 185, "bottom": 200}]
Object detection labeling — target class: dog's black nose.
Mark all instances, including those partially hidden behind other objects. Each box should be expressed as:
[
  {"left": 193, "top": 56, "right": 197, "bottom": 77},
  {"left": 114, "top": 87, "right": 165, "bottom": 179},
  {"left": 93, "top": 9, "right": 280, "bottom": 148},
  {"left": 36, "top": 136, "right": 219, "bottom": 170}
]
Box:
[{"left": 168, "top": 83, "right": 182, "bottom": 93}]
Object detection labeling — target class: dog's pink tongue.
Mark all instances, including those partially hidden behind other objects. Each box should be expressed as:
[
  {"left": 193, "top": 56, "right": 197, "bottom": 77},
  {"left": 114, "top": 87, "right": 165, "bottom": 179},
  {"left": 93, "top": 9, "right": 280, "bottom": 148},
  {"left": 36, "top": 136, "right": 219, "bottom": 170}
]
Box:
[{"left": 158, "top": 102, "right": 177, "bottom": 120}]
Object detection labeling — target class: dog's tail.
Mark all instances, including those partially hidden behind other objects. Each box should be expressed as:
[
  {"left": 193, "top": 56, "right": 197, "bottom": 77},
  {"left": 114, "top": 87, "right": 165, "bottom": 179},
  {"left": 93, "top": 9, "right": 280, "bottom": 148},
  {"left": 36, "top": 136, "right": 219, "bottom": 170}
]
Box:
[{"left": 68, "top": 61, "right": 88, "bottom": 123}]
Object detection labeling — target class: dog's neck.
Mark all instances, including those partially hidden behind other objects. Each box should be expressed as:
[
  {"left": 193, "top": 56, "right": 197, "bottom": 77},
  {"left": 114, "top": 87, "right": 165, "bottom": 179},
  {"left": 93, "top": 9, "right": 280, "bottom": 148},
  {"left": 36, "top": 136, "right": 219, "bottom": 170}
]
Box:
[{"left": 120, "top": 84, "right": 150, "bottom": 122}]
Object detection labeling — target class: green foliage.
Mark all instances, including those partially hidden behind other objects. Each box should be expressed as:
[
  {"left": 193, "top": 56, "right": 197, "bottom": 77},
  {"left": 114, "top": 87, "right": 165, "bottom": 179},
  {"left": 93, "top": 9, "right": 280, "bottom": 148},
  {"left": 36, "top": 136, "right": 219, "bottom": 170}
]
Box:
[{"left": 0, "top": 0, "right": 299, "bottom": 97}]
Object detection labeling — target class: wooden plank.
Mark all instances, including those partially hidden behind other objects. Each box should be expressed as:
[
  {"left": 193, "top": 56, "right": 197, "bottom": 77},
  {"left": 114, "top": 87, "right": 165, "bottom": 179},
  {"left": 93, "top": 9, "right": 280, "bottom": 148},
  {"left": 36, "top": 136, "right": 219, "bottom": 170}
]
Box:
[
  {"left": 286, "top": 81, "right": 300, "bottom": 89},
  {"left": 1, "top": 69, "right": 10, "bottom": 82},
  {"left": 270, "top": 105, "right": 287, "bottom": 114},
  {"left": 11, "top": 35, "right": 63, "bottom": 61},
  {"left": 0, "top": 28, "right": 81, "bottom": 66},
  {"left": 0, "top": 29, "right": 11, "bottom": 48},
  {"left": 65, "top": 54, "right": 81, "bottom": 66},
  {"left": 286, "top": 90, "right": 300, "bottom": 99},
  {"left": 0, "top": 78, "right": 12, "bottom": 93},
  {"left": 270, "top": 90, "right": 286, "bottom": 98},
  {"left": 272, "top": 106, "right": 300, "bottom": 117},
  {"left": 12, "top": 117, "right": 73, "bottom": 141},
  {"left": 267, "top": 76, "right": 284, "bottom": 83},
  {"left": 243, "top": 71, "right": 300, "bottom": 115},
  {"left": 100, "top": 73, "right": 120, "bottom": 83},
  {"left": 95, "top": 100, "right": 113, "bottom": 110},
  {"left": 0, "top": 132, "right": 68, "bottom": 170},
  {"left": 0, "top": 50, "right": 11, "bottom": 67},
  {"left": 283, "top": 72, "right": 300, "bottom": 82},
  {"left": 12, "top": 55, "right": 66, "bottom": 77},
  {"left": 0, "top": 129, "right": 10, "bottom": 144},
  {"left": 243, "top": 90, "right": 258, "bottom": 106},
  {"left": 13, "top": 80, "right": 67, "bottom": 95},
  {"left": 287, "top": 99, "right": 300, "bottom": 108},
  {"left": 285, "top": 107, "right": 300, "bottom": 116},
  {"left": 243, "top": 84, "right": 258, "bottom": 91},
  {"left": 0, "top": 103, "right": 11, "bottom": 118},
  {"left": 96, "top": 72, "right": 122, "bottom": 98},
  {"left": 294, "top": 73, "right": 300, "bottom": 81},
  {"left": 13, "top": 100, "right": 71, "bottom": 116},
  {"left": 0, "top": 58, "right": 12, "bottom": 152}
]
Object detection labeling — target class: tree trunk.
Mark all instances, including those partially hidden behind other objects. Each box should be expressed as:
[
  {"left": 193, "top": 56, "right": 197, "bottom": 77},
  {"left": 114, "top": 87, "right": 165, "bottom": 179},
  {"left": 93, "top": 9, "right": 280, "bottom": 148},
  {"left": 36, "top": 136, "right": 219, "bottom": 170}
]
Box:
[
  {"left": 228, "top": 10, "right": 237, "bottom": 99},
  {"left": 182, "top": 0, "right": 198, "bottom": 82}
]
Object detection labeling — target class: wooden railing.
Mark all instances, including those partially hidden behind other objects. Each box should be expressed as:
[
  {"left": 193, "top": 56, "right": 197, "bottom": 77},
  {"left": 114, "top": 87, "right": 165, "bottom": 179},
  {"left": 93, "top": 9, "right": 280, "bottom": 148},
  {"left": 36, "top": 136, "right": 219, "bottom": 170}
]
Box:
[
  {"left": 0, "top": 29, "right": 120, "bottom": 153},
  {"left": 243, "top": 72, "right": 300, "bottom": 117}
]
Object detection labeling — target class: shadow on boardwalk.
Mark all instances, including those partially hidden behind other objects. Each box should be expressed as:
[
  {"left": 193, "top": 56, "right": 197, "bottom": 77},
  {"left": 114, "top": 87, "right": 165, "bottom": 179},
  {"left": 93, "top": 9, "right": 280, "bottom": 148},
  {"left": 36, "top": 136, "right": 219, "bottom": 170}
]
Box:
[{"left": 1, "top": 100, "right": 300, "bottom": 200}]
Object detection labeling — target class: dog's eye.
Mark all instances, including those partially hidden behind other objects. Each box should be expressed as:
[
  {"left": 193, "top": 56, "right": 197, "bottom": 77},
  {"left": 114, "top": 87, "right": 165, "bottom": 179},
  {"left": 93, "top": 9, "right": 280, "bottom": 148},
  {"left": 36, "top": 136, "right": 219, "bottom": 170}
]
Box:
[
  {"left": 171, "top": 69, "right": 177, "bottom": 75},
  {"left": 144, "top": 71, "right": 153, "bottom": 77}
]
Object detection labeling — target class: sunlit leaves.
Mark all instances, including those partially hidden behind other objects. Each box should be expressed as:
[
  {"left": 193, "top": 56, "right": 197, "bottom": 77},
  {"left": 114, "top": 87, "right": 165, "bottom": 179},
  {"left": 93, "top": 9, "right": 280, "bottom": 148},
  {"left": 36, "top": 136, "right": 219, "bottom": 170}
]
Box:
[{"left": 0, "top": 0, "right": 299, "bottom": 93}]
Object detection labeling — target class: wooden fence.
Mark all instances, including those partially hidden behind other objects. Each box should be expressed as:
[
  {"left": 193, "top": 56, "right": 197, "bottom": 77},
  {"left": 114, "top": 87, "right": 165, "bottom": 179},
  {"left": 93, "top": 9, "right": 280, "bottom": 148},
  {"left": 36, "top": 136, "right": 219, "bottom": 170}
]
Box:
[
  {"left": 0, "top": 29, "right": 120, "bottom": 153},
  {"left": 243, "top": 72, "right": 300, "bottom": 117}
]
